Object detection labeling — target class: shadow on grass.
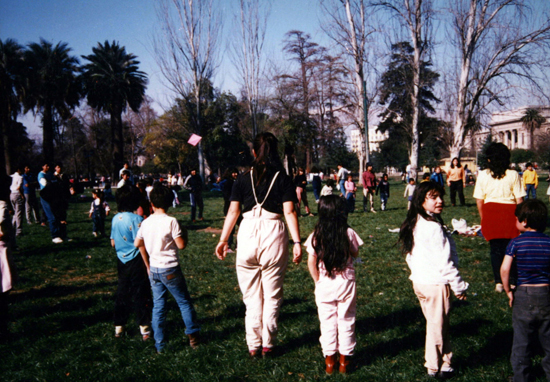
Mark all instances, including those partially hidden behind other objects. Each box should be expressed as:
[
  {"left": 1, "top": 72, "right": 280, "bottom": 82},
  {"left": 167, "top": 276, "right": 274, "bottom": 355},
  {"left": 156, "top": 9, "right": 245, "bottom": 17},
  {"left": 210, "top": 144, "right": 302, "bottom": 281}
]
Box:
[
  {"left": 455, "top": 328, "right": 512, "bottom": 373},
  {"left": 12, "top": 281, "right": 117, "bottom": 302}
]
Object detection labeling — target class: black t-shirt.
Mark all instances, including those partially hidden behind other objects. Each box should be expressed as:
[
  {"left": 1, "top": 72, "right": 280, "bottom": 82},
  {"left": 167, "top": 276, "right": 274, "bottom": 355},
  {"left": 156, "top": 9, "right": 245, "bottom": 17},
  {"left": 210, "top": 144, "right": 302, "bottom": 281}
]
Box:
[
  {"left": 294, "top": 174, "right": 307, "bottom": 190},
  {"left": 231, "top": 169, "right": 297, "bottom": 214}
]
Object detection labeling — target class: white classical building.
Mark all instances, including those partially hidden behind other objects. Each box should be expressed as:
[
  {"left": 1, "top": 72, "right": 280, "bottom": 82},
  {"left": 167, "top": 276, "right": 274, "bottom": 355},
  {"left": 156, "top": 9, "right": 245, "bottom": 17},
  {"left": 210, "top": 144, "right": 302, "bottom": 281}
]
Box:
[
  {"left": 489, "top": 106, "right": 550, "bottom": 150},
  {"left": 349, "top": 126, "right": 389, "bottom": 154}
]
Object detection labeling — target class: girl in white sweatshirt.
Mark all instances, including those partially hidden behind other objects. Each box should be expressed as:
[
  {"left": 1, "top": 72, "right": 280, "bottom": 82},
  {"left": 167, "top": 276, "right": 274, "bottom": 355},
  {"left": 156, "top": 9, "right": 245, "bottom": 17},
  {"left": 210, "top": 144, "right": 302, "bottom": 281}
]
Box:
[{"left": 398, "top": 181, "right": 468, "bottom": 378}]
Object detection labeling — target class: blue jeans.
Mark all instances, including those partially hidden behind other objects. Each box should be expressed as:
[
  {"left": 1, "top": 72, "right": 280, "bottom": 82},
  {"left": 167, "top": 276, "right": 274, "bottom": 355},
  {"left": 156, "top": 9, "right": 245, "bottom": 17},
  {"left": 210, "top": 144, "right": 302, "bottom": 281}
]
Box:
[
  {"left": 525, "top": 184, "right": 536, "bottom": 199},
  {"left": 339, "top": 180, "right": 346, "bottom": 196},
  {"left": 312, "top": 186, "right": 321, "bottom": 202},
  {"left": 380, "top": 192, "right": 389, "bottom": 211},
  {"left": 149, "top": 266, "right": 200, "bottom": 352},
  {"left": 511, "top": 286, "right": 550, "bottom": 382},
  {"left": 92, "top": 214, "right": 105, "bottom": 235},
  {"left": 40, "top": 197, "right": 59, "bottom": 239}
]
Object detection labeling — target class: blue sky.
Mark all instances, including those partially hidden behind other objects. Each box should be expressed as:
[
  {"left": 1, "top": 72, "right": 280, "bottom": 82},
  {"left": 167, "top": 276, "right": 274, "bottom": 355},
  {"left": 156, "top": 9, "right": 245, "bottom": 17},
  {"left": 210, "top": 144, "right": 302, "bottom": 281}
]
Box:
[
  {"left": 0, "top": 0, "right": 327, "bottom": 136},
  {"left": 2, "top": 0, "right": 549, "bottom": 137}
]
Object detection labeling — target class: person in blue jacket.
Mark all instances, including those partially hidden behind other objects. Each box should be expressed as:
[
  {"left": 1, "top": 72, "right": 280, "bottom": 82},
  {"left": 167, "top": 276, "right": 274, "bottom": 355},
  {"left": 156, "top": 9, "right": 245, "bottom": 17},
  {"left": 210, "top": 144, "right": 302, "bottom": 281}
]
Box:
[{"left": 430, "top": 166, "right": 445, "bottom": 188}]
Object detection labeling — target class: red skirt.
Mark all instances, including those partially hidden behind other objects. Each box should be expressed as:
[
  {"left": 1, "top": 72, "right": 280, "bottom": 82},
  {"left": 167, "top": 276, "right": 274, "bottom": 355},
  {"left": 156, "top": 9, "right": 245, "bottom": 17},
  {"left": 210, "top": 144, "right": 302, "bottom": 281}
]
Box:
[{"left": 481, "top": 202, "right": 519, "bottom": 241}]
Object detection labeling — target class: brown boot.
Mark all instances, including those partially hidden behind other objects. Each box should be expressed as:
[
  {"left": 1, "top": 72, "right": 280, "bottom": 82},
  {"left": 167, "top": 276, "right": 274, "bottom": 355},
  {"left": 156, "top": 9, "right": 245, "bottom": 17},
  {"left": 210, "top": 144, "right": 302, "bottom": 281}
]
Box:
[
  {"left": 187, "top": 332, "right": 200, "bottom": 349},
  {"left": 325, "top": 354, "right": 337, "bottom": 375},
  {"left": 339, "top": 354, "right": 351, "bottom": 374}
]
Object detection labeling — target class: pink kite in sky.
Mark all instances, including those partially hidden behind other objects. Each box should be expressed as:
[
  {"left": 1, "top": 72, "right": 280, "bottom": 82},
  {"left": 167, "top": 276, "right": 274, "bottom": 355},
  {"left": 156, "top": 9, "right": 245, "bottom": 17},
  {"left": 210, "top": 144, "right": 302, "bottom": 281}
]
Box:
[{"left": 187, "top": 134, "right": 202, "bottom": 146}]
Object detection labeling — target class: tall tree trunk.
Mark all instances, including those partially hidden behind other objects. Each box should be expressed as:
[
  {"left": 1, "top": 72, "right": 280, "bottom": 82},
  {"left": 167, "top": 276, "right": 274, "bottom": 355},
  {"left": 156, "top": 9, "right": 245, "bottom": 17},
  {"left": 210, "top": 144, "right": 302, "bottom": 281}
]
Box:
[
  {"left": 42, "top": 102, "right": 55, "bottom": 165},
  {"left": 343, "top": 0, "right": 367, "bottom": 171},
  {"left": 111, "top": 105, "right": 124, "bottom": 182}
]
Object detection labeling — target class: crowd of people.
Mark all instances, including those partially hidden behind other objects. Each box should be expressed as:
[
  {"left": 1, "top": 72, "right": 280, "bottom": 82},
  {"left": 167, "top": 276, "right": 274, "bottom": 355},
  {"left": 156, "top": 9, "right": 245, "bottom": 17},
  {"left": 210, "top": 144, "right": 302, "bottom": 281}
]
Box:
[{"left": 2, "top": 139, "right": 550, "bottom": 381}]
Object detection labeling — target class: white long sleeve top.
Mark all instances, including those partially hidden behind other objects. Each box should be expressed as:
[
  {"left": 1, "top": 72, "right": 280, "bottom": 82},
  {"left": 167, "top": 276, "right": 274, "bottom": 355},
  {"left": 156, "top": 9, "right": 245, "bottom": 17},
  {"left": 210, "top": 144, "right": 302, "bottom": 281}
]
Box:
[{"left": 405, "top": 215, "right": 469, "bottom": 295}]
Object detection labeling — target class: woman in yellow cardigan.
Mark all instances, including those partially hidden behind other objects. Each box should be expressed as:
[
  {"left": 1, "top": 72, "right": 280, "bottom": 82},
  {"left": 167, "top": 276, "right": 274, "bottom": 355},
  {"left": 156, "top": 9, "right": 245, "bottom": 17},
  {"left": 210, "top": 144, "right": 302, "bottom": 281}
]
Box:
[{"left": 446, "top": 158, "right": 466, "bottom": 206}]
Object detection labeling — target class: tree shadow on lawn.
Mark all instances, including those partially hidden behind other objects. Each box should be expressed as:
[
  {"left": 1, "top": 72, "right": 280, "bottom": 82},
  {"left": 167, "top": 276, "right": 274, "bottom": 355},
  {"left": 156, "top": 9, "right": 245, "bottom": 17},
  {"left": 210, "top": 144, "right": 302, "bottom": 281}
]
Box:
[
  {"left": 12, "top": 281, "right": 117, "bottom": 303},
  {"left": 353, "top": 309, "right": 498, "bottom": 371},
  {"left": 9, "top": 295, "right": 112, "bottom": 343}
]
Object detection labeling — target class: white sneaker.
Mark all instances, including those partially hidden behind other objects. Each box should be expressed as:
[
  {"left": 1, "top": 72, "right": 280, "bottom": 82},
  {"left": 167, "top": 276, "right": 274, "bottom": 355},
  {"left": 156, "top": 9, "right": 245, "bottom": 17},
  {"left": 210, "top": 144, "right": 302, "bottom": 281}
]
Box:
[
  {"left": 52, "top": 237, "right": 63, "bottom": 244},
  {"left": 93, "top": 232, "right": 98, "bottom": 237},
  {"left": 495, "top": 283, "right": 504, "bottom": 293}
]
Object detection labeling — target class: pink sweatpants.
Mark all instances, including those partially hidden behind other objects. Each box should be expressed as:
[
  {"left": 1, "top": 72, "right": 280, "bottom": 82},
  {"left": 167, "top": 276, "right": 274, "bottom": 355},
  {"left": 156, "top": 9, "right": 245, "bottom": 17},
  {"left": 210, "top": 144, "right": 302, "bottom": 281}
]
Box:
[
  {"left": 315, "top": 272, "right": 356, "bottom": 357},
  {"left": 413, "top": 283, "right": 453, "bottom": 373},
  {"left": 236, "top": 210, "right": 289, "bottom": 350}
]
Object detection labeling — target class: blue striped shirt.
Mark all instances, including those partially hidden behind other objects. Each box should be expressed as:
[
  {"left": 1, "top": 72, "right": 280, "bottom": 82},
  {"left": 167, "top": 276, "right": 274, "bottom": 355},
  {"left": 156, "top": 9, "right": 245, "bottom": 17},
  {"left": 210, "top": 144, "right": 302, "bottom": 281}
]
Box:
[{"left": 506, "top": 231, "right": 550, "bottom": 286}]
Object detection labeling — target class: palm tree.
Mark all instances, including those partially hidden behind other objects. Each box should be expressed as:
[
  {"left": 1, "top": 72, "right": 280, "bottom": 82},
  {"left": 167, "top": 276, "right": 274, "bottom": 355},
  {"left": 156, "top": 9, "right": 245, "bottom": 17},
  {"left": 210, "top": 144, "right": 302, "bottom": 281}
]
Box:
[
  {"left": 521, "top": 108, "right": 546, "bottom": 150},
  {"left": 24, "top": 39, "right": 81, "bottom": 165},
  {"left": 81, "top": 41, "right": 147, "bottom": 180},
  {"left": 0, "top": 39, "right": 25, "bottom": 176}
]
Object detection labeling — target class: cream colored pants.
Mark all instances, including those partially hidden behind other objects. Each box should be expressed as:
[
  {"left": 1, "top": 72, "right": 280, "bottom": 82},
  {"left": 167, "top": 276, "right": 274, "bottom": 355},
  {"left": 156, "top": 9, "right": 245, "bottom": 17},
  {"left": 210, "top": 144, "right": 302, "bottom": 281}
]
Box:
[
  {"left": 236, "top": 209, "right": 289, "bottom": 350},
  {"left": 413, "top": 283, "right": 453, "bottom": 373},
  {"left": 315, "top": 271, "right": 356, "bottom": 357}
]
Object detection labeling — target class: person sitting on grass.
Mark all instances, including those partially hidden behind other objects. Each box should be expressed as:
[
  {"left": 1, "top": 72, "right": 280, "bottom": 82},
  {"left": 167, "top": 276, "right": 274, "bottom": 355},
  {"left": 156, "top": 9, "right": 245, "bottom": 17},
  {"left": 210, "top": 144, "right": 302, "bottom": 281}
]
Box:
[
  {"left": 110, "top": 185, "right": 152, "bottom": 340},
  {"left": 500, "top": 199, "right": 550, "bottom": 382},
  {"left": 135, "top": 183, "right": 200, "bottom": 353},
  {"left": 321, "top": 179, "right": 335, "bottom": 197}
]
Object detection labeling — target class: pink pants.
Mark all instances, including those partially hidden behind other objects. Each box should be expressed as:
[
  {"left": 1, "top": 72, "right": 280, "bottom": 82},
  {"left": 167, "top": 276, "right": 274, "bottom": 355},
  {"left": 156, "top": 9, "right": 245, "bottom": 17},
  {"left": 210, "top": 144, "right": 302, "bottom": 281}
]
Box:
[
  {"left": 315, "top": 272, "right": 356, "bottom": 357},
  {"left": 413, "top": 283, "right": 453, "bottom": 373},
  {"left": 236, "top": 210, "right": 289, "bottom": 350}
]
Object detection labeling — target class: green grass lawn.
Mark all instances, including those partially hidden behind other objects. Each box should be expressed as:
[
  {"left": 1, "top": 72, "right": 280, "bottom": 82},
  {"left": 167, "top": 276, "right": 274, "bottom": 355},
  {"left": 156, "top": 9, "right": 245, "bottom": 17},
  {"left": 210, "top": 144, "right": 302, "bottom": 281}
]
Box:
[{"left": 3, "top": 180, "right": 550, "bottom": 381}]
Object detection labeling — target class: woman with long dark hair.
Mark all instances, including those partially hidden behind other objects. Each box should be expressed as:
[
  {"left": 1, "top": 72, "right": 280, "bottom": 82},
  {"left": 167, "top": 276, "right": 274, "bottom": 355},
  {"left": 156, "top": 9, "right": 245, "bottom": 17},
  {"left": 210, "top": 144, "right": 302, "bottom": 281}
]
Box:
[
  {"left": 473, "top": 142, "right": 525, "bottom": 292},
  {"left": 215, "top": 132, "right": 302, "bottom": 357},
  {"left": 446, "top": 158, "right": 466, "bottom": 206},
  {"left": 399, "top": 181, "right": 468, "bottom": 378}
]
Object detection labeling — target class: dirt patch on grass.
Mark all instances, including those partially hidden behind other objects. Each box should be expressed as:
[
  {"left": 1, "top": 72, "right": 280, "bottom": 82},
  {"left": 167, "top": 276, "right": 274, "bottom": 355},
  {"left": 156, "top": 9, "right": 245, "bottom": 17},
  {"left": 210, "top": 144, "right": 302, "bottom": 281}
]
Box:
[{"left": 197, "top": 227, "right": 223, "bottom": 234}]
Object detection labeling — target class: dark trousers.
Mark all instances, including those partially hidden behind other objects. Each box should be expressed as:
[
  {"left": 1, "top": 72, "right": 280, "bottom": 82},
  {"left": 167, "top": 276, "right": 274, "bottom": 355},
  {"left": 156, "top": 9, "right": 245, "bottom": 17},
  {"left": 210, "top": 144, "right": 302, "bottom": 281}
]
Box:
[
  {"left": 346, "top": 193, "right": 355, "bottom": 213},
  {"left": 92, "top": 215, "right": 105, "bottom": 236},
  {"left": 114, "top": 256, "right": 152, "bottom": 327},
  {"left": 490, "top": 239, "right": 517, "bottom": 284},
  {"left": 0, "top": 291, "right": 9, "bottom": 338},
  {"left": 511, "top": 286, "right": 550, "bottom": 382},
  {"left": 190, "top": 192, "right": 204, "bottom": 221},
  {"left": 449, "top": 180, "right": 465, "bottom": 206}
]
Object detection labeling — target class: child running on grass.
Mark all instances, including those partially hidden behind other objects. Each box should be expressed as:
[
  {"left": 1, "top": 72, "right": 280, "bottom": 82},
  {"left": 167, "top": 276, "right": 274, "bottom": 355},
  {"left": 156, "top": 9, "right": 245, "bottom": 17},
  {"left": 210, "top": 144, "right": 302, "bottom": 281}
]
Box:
[
  {"left": 134, "top": 183, "right": 200, "bottom": 353},
  {"left": 398, "top": 181, "right": 468, "bottom": 379},
  {"left": 500, "top": 199, "right": 550, "bottom": 382},
  {"left": 306, "top": 195, "right": 364, "bottom": 375},
  {"left": 89, "top": 189, "right": 110, "bottom": 237},
  {"left": 110, "top": 185, "right": 151, "bottom": 340}
]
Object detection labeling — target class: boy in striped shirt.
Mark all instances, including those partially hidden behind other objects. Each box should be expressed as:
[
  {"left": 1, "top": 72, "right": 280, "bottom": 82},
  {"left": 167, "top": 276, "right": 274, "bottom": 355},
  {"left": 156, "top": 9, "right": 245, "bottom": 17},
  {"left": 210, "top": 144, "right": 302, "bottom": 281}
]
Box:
[{"left": 501, "top": 199, "right": 550, "bottom": 382}]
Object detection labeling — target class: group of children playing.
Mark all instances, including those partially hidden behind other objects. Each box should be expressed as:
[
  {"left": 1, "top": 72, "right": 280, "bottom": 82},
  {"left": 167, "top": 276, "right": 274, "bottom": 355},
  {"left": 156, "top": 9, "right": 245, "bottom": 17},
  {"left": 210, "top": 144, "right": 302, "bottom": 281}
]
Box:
[
  {"left": 104, "top": 177, "right": 548, "bottom": 380},
  {"left": 62, "top": 172, "right": 550, "bottom": 380}
]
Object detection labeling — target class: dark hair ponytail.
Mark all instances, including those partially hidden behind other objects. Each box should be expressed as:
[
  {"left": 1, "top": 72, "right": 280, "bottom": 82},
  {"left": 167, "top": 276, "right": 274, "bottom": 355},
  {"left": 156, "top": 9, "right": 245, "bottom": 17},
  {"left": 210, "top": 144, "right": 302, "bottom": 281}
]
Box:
[
  {"left": 398, "top": 181, "right": 446, "bottom": 255},
  {"left": 251, "top": 132, "right": 283, "bottom": 185},
  {"left": 312, "top": 195, "right": 351, "bottom": 277}
]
